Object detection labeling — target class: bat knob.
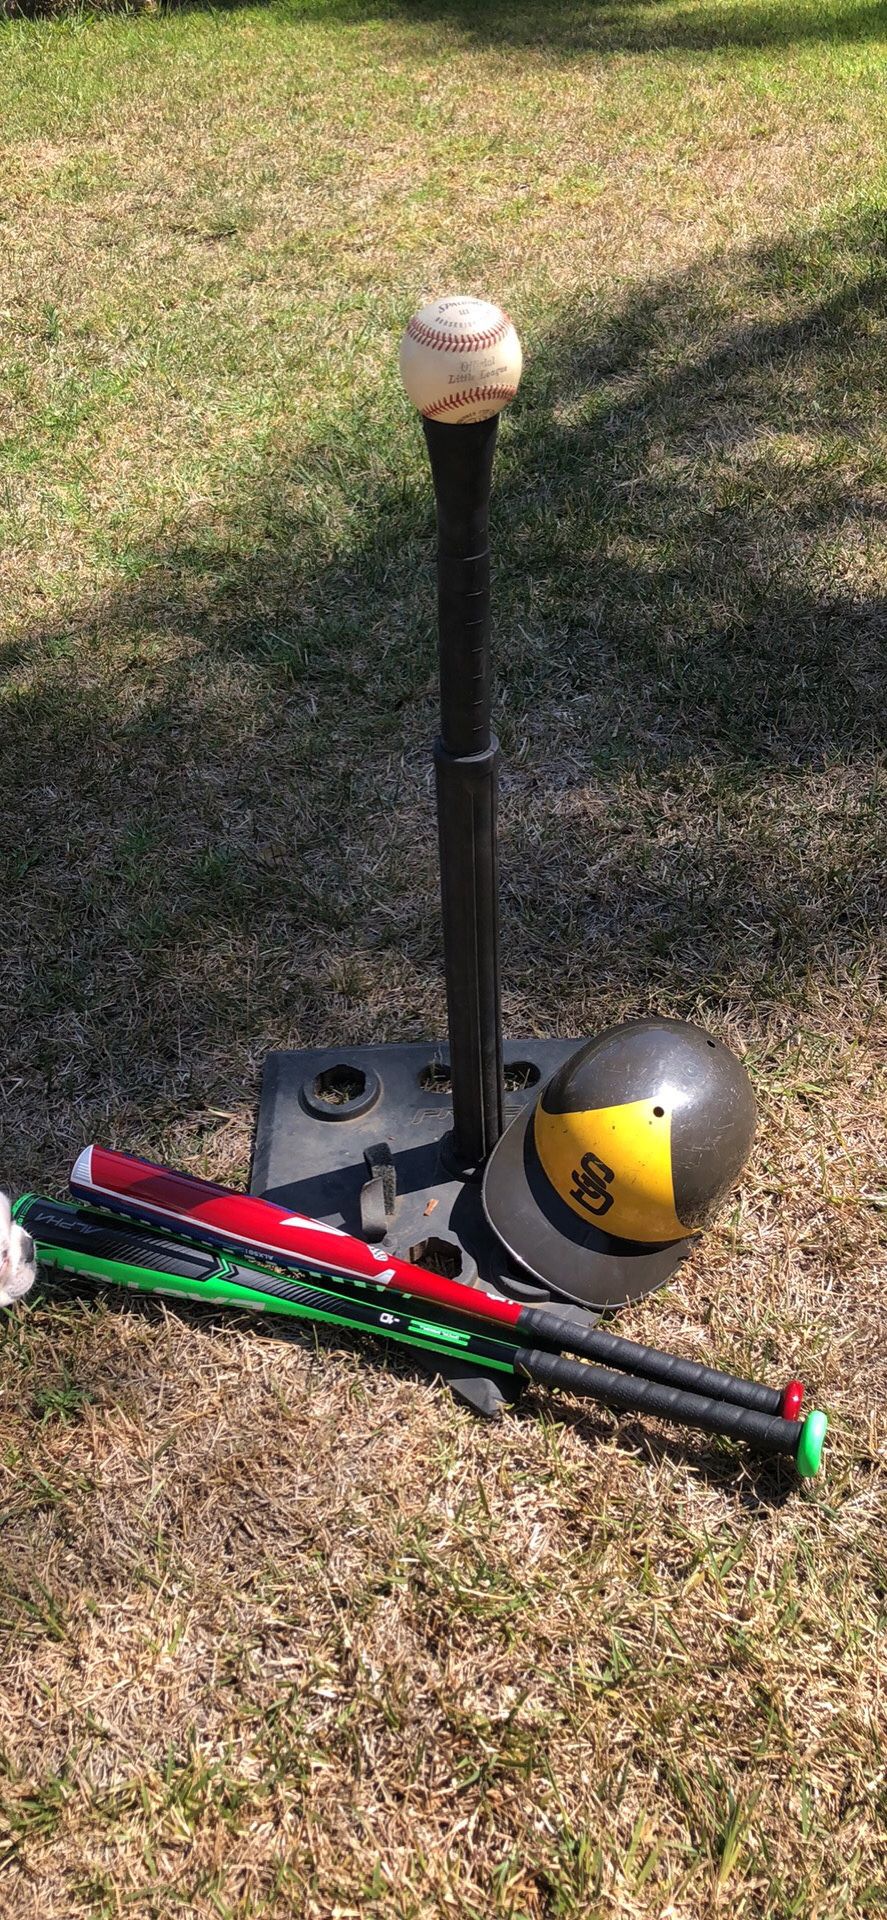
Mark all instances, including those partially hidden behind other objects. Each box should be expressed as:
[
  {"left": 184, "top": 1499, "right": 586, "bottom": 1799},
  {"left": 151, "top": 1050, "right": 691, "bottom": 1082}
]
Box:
[
  {"left": 781, "top": 1379, "right": 805, "bottom": 1421},
  {"left": 795, "top": 1409, "right": 827, "bottom": 1478}
]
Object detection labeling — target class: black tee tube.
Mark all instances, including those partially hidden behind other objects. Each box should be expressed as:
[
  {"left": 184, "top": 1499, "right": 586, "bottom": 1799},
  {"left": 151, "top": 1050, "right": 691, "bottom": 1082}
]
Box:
[{"left": 423, "top": 415, "right": 504, "bottom": 1165}]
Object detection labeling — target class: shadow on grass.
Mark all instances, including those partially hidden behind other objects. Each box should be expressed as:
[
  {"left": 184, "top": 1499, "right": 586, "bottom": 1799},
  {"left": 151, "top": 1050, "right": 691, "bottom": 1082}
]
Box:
[
  {"left": 319, "top": 0, "right": 887, "bottom": 56},
  {"left": 29, "top": 1269, "right": 799, "bottom": 1502},
  {"left": 5, "top": 0, "right": 887, "bottom": 56},
  {"left": 2, "top": 208, "right": 886, "bottom": 1182}
]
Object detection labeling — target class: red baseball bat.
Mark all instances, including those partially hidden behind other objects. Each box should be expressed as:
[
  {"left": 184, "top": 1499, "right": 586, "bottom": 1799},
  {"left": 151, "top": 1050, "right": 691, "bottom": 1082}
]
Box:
[{"left": 69, "top": 1146, "right": 803, "bottom": 1421}]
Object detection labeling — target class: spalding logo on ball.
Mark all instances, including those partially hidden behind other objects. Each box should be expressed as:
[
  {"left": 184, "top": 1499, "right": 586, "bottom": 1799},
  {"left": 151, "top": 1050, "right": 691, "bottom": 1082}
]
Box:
[{"left": 399, "top": 295, "right": 523, "bottom": 424}]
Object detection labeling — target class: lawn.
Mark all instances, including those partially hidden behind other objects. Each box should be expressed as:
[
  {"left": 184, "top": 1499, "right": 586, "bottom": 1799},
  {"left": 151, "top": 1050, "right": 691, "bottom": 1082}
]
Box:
[{"left": 1, "top": 1, "right": 886, "bottom": 1914}]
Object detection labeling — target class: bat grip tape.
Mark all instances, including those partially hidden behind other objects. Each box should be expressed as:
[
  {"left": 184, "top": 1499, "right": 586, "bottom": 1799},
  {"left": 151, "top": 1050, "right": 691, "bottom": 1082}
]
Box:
[
  {"left": 521, "top": 1307, "right": 784, "bottom": 1415},
  {"left": 519, "top": 1348, "right": 804, "bottom": 1460}
]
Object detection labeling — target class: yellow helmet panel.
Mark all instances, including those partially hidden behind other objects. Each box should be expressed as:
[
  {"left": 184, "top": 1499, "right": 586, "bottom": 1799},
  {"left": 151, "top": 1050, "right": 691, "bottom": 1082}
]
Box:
[{"left": 533, "top": 1097, "right": 694, "bottom": 1243}]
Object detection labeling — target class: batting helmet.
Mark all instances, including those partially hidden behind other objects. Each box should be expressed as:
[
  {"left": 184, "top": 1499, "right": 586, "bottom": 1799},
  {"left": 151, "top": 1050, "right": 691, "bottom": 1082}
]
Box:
[{"left": 483, "top": 1018, "right": 757, "bottom": 1309}]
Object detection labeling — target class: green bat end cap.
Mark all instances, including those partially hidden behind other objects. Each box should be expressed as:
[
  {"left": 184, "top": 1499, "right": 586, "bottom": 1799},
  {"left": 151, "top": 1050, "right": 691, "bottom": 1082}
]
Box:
[{"left": 795, "top": 1409, "right": 828, "bottom": 1478}]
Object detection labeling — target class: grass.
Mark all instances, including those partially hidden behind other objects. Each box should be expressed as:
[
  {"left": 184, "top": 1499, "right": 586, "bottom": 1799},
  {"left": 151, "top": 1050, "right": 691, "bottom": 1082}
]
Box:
[{"left": 1, "top": 1, "right": 886, "bottom": 1914}]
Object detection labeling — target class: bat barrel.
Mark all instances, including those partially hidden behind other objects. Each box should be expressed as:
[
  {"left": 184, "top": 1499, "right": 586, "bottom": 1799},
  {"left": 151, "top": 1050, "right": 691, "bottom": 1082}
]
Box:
[{"left": 423, "top": 414, "right": 504, "bottom": 1167}]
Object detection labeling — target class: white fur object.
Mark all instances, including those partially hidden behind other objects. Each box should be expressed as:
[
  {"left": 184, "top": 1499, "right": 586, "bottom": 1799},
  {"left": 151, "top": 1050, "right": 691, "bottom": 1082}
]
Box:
[
  {"left": 399, "top": 295, "right": 522, "bottom": 424},
  {"left": 0, "top": 1192, "right": 37, "bottom": 1306}
]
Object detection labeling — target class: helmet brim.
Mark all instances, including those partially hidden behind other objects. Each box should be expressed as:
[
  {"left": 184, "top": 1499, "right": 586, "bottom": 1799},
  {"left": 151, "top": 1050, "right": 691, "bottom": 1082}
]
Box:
[{"left": 482, "top": 1099, "right": 693, "bottom": 1309}]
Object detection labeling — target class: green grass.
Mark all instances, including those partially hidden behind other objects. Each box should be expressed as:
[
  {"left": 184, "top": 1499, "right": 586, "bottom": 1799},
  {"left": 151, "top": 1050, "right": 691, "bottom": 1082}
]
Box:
[{"left": 1, "top": 3, "right": 886, "bottom": 1916}]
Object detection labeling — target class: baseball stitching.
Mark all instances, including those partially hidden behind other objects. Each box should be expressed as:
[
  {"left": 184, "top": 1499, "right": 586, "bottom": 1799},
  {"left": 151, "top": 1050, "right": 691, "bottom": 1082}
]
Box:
[
  {"left": 423, "top": 384, "right": 518, "bottom": 418},
  {"left": 407, "top": 313, "right": 512, "bottom": 354}
]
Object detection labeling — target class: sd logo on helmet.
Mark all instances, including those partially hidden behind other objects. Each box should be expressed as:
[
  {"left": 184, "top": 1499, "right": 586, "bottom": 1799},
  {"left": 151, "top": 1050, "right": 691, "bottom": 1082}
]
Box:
[{"left": 483, "top": 1017, "right": 757, "bottom": 1310}]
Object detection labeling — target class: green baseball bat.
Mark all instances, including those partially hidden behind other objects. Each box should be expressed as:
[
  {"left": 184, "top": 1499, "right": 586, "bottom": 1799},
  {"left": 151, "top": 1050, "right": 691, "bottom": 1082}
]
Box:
[{"left": 13, "top": 1196, "right": 827, "bottom": 1475}]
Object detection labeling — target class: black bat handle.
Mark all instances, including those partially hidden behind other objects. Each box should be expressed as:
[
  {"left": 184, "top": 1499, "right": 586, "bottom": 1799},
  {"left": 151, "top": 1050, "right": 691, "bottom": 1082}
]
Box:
[
  {"left": 522, "top": 1307, "right": 788, "bottom": 1416},
  {"left": 519, "top": 1348, "right": 821, "bottom": 1467}
]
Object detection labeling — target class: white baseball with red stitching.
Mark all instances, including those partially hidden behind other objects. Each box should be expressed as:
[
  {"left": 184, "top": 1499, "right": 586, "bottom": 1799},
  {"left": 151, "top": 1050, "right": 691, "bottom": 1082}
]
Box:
[{"left": 399, "top": 294, "right": 522, "bottom": 424}]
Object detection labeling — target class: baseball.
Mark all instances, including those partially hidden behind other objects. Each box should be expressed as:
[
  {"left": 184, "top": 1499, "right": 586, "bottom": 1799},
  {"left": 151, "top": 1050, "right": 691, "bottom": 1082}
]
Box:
[{"left": 399, "top": 294, "right": 522, "bottom": 425}]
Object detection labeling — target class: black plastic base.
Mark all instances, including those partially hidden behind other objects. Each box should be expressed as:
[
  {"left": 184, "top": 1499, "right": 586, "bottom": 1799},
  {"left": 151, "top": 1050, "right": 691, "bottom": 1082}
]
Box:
[{"left": 250, "top": 1039, "right": 599, "bottom": 1415}]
